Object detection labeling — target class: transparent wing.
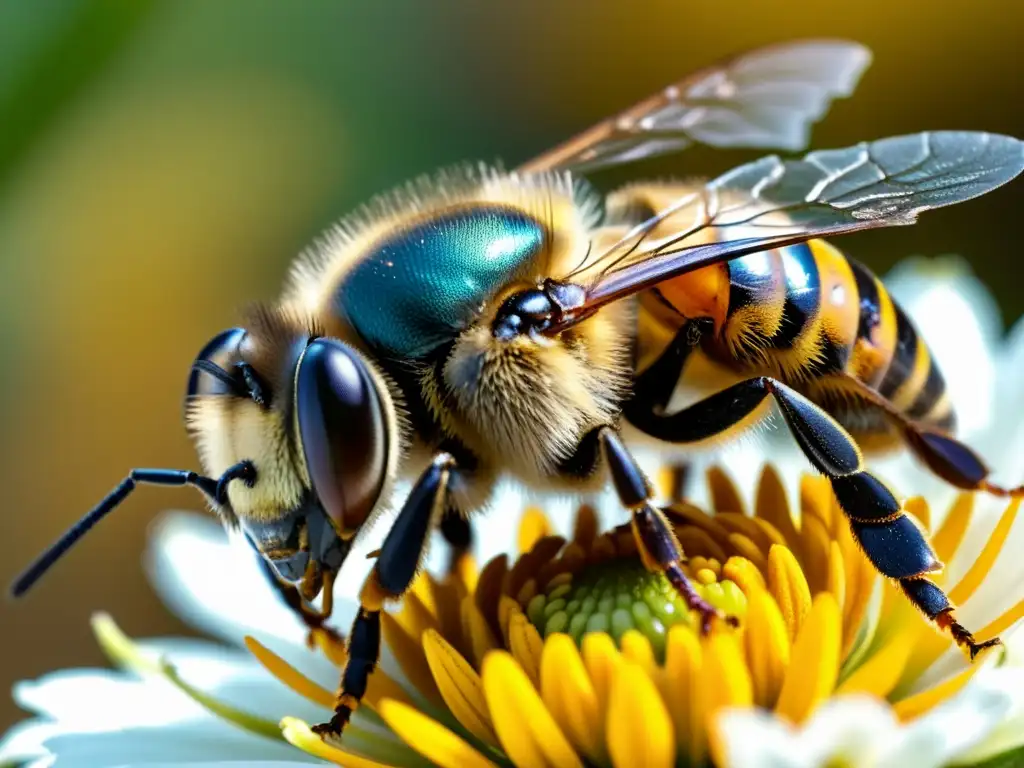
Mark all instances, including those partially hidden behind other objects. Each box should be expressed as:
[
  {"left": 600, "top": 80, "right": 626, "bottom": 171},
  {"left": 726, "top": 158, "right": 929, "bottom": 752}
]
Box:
[
  {"left": 519, "top": 39, "right": 871, "bottom": 174},
  {"left": 558, "top": 132, "right": 1024, "bottom": 320}
]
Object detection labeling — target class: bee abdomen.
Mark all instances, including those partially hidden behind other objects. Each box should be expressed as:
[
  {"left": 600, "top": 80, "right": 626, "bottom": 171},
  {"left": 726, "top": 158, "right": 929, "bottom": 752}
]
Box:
[
  {"left": 722, "top": 240, "right": 859, "bottom": 376},
  {"left": 845, "top": 259, "right": 953, "bottom": 430}
]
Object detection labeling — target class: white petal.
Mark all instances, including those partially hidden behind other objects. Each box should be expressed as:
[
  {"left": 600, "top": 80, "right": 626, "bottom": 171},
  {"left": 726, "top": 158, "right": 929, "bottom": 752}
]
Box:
[
  {"left": 14, "top": 670, "right": 208, "bottom": 728},
  {"left": 128, "top": 763, "right": 323, "bottom": 767},
  {"left": 883, "top": 256, "right": 1001, "bottom": 438},
  {"left": 136, "top": 638, "right": 326, "bottom": 725},
  {"left": 0, "top": 719, "right": 60, "bottom": 764},
  {"left": 37, "top": 721, "right": 307, "bottom": 767},
  {"left": 716, "top": 707, "right": 812, "bottom": 768},
  {"left": 145, "top": 512, "right": 308, "bottom": 647},
  {"left": 879, "top": 668, "right": 1014, "bottom": 768},
  {"left": 954, "top": 667, "right": 1024, "bottom": 763},
  {"left": 792, "top": 696, "right": 905, "bottom": 766}
]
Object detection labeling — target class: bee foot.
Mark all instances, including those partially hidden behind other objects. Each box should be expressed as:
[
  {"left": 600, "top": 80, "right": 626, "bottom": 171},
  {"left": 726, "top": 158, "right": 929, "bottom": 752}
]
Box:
[{"left": 968, "top": 637, "right": 1002, "bottom": 661}]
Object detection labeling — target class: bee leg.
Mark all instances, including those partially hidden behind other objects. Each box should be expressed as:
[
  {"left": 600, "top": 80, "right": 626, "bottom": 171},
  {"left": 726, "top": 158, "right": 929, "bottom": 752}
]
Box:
[
  {"left": 894, "top": 420, "right": 1021, "bottom": 498},
  {"left": 624, "top": 376, "right": 999, "bottom": 659},
  {"left": 630, "top": 320, "right": 703, "bottom": 503},
  {"left": 839, "top": 374, "right": 1021, "bottom": 497},
  {"left": 439, "top": 508, "right": 473, "bottom": 578},
  {"left": 313, "top": 453, "right": 455, "bottom": 740},
  {"left": 598, "top": 427, "right": 733, "bottom": 634}
]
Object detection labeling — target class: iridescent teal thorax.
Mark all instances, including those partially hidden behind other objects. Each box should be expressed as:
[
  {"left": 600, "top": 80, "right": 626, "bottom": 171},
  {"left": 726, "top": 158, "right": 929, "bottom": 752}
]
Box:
[{"left": 336, "top": 205, "right": 545, "bottom": 358}]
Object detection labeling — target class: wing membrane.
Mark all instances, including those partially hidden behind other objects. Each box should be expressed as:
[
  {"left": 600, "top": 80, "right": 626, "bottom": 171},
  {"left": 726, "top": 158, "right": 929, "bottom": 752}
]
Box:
[
  {"left": 520, "top": 40, "right": 871, "bottom": 174},
  {"left": 568, "top": 132, "right": 1024, "bottom": 313}
]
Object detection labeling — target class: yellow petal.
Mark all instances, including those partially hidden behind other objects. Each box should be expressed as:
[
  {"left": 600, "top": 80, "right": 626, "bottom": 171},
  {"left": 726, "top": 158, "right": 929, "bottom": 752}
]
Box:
[
  {"left": 508, "top": 611, "right": 545, "bottom": 687},
  {"left": 378, "top": 698, "right": 498, "bottom": 768},
  {"left": 800, "top": 474, "right": 834, "bottom": 530},
  {"left": 519, "top": 506, "right": 554, "bottom": 555},
  {"left": 677, "top": 526, "right": 729, "bottom": 565},
  {"left": 708, "top": 466, "right": 746, "bottom": 515},
  {"left": 461, "top": 596, "right": 499, "bottom": 669},
  {"left": 905, "top": 496, "right": 931, "bottom": 532},
  {"left": 280, "top": 716, "right": 393, "bottom": 768},
  {"left": 799, "top": 513, "right": 832, "bottom": 594},
  {"left": 723, "top": 556, "right": 766, "bottom": 594},
  {"left": 582, "top": 631, "right": 622, "bottom": 725},
  {"left": 727, "top": 533, "right": 766, "bottom": 573},
  {"left": 698, "top": 632, "right": 753, "bottom": 765},
  {"left": 663, "top": 626, "right": 702, "bottom": 763},
  {"left": 827, "top": 540, "right": 846, "bottom": 612},
  {"left": 841, "top": 541, "right": 877, "bottom": 656},
  {"left": 755, "top": 465, "right": 802, "bottom": 553},
  {"left": 744, "top": 588, "right": 791, "bottom": 707},
  {"left": 455, "top": 552, "right": 479, "bottom": 595},
  {"left": 393, "top": 586, "right": 440, "bottom": 643},
  {"left": 894, "top": 662, "right": 991, "bottom": 721},
  {"left": 836, "top": 622, "right": 914, "bottom": 697},
  {"left": 775, "top": 593, "right": 841, "bottom": 724},
  {"left": 607, "top": 658, "right": 675, "bottom": 768},
  {"left": 380, "top": 611, "right": 444, "bottom": 707},
  {"left": 244, "top": 636, "right": 334, "bottom": 708},
  {"left": 433, "top": 575, "right": 469, "bottom": 656},
  {"left": 976, "top": 597, "right": 1024, "bottom": 643},
  {"left": 950, "top": 499, "right": 1021, "bottom": 605},
  {"left": 483, "top": 650, "right": 583, "bottom": 768},
  {"left": 932, "top": 493, "right": 974, "bottom": 565},
  {"left": 572, "top": 504, "right": 599, "bottom": 548},
  {"left": 716, "top": 512, "right": 773, "bottom": 552},
  {"left": 409, "top": 572, "right": 440, "bottom": 620},
  {"left": 753, "top": 517, "right": 789, "bottom": 549},
  {"left": 474, "top": 554, "right": 508, "bottom": 620},
  {"left": 540, "top": 633, "right": 606, "bottom": 764},
  {"left": 620, "top": 630, "right": 657, "bottom": 676},
  {"left": 655, "top": 464, "right": 681, "bottom": 503},
  {"left": 767, "top": 545, "right": 812, "bottom": 641},
  {"left": 422, "top": 629, "right": 499, "bottom": 747}
]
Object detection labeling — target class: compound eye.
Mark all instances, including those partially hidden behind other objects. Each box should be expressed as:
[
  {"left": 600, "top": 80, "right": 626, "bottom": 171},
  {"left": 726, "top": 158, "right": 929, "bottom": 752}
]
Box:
[
  {"left": 295, "top": 338, "right": 389, "bottom": 533},
  {"left": 186, "top": 328, "right": 247, "bottom": 400}
]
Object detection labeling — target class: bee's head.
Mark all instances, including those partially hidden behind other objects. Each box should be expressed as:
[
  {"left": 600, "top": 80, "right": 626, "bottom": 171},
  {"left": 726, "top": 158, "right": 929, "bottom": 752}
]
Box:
[{"left": 186, "top": 318, "right": 397, "bottom": 586}]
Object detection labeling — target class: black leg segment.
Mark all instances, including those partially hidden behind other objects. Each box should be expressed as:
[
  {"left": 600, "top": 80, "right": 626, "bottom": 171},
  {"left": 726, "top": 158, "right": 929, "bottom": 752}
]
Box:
[
  {"left": 314, "top": 453, "right": 454, "bottom": 739},
  {"left": 597, "top": 428, "right": 731, "bottom": 634},
  {"left": 624, "top": 372, "right": 1000, "bottom": 659},
  {"left": 439, "top": 508, "right": 473, "bottom": 577}
]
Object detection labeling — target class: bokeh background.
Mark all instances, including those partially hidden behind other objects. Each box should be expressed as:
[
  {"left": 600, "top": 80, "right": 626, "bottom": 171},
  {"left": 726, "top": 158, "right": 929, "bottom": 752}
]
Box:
[{"left": 1, "top": 0, "right": 1021, "bottom": 732}]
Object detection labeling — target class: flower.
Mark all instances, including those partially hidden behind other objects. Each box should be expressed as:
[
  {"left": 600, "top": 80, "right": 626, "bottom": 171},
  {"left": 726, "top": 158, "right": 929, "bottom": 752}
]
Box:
[
  {"left": 5, "top": 464, "right": 1024, "bottom": 768},
  {"left": 4, "top": 257, "right": 1024, "bottom": 768}
]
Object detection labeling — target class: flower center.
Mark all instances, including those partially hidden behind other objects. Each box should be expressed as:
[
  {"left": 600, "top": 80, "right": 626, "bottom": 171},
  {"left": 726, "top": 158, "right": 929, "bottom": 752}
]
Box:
[{"left": 524, "top": 555, "right": 747, "bottom": 661}]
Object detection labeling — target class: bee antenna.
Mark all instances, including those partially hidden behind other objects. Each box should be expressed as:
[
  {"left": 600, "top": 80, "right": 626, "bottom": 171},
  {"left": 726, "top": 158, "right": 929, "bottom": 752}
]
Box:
[{"left": 8, "top": 468, "right": 225, "bottom": 599}]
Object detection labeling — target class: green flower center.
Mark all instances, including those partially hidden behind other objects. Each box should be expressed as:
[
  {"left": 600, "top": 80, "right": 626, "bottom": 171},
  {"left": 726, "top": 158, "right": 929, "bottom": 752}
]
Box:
[{"left": 524, "top": 558, "right": 745, "bottom": 662}]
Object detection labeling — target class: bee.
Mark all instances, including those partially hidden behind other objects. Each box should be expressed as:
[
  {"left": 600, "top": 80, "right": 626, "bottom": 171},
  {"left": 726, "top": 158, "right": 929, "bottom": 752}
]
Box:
[{"left": 12, "top": 40, "right": 1024, "bottom": 739}]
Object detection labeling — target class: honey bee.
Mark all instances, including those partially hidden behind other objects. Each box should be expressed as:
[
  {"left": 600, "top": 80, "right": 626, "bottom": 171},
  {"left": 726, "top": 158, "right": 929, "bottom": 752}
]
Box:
[{"left": 12, "top": 40, "right": 1024, "bottom": 739}]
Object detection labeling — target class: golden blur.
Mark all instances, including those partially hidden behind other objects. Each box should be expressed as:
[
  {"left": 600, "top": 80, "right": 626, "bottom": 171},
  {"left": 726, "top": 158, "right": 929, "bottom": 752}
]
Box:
[{"left": 0, "top": 0, "right": 1020, "bottom": 730}]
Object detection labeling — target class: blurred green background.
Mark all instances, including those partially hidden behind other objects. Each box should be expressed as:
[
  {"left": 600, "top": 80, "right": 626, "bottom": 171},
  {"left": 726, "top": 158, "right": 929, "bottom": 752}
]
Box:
[{"left": 1, "top": 0, "right": 1021, "bottom": 731}]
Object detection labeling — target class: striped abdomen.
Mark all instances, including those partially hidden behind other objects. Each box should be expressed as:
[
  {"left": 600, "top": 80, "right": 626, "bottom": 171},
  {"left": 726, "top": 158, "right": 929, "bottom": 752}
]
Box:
[{"left": 643, "top": 238, "right": 955, "bottom": 443}]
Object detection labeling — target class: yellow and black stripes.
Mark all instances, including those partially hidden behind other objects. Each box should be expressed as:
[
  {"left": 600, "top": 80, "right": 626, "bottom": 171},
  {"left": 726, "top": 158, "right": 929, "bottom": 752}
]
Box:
[
  {"left": 645, "top": 239, "right": 955, "bottom": 433},
  {"left": 845, "top": 258, "right": 953, "bottom": 430}
]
